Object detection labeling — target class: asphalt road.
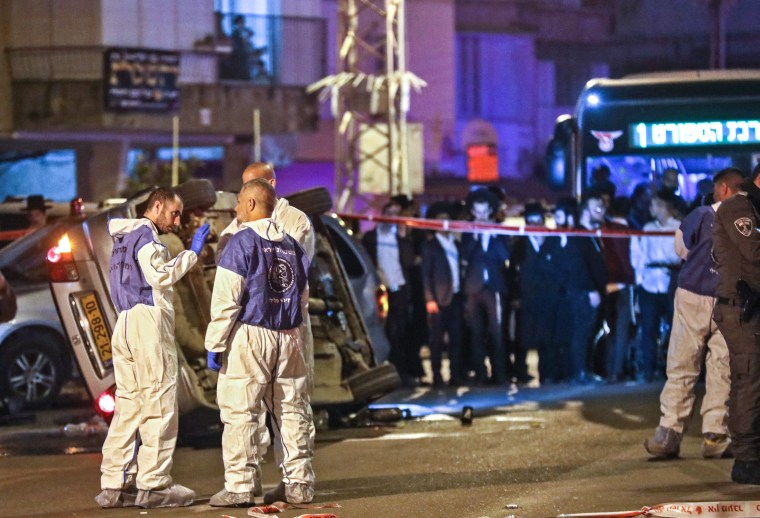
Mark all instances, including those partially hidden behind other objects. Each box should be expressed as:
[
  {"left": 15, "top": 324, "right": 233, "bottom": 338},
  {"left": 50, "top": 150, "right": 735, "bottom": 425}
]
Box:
[{"left": 0, "top": 382, "right": 757, "bottom": 518}]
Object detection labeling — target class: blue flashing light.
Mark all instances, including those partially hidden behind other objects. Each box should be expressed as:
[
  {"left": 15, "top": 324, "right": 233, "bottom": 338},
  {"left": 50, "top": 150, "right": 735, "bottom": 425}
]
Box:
[{"left": 587, "top": 93, "right": 600, "bottom": 106}]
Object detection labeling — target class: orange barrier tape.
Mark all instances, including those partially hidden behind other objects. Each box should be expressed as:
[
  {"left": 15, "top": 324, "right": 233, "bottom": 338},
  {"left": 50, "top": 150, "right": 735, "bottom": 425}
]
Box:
[
  {"left": 556, "top": 500, "right": 760, "bottom": 518},
  {"left": 0, "top": 229, "right": 31, "bottom": 241},
  {"left": 336, "top": 213, "right": 676, "bottom": 238}
]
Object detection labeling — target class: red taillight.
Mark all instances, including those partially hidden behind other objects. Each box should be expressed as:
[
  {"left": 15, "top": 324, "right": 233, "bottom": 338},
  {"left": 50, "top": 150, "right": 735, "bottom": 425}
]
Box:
[
  {"left": 46, "top": 234, "right": 79, "bottom": 281},
  {"left": 70, "top": 197, "right": 85, "bottom": 217},
  {"left": 96, "top": 386, "right": 116, "bottom": 424},
  {"left": 376, "top": 284, "right": 389, "bottom": 319}
]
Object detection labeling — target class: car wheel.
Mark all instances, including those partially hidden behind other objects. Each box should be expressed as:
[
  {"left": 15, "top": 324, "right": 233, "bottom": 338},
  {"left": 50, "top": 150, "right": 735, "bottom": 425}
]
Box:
[
  {"left": 175, "top": 179, "right": 218, "bottom": 211},
  {"left": 0, "top": 336, "right": 65, "bottom": 409},
  {"left": 347, "top": 363, "right": 401, "bottom": 403},
  {"left": 286, "top": 187, "right": 333, "bottom": 215}
]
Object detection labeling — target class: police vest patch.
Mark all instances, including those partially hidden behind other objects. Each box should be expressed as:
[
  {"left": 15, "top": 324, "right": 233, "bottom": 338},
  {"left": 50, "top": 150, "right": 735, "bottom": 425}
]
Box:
[
  {"left": 734, "top": 217, "right": 753, "bottom": 237},
  {"left": 268, "top": 257, "right": 295, "bottom": 293}
]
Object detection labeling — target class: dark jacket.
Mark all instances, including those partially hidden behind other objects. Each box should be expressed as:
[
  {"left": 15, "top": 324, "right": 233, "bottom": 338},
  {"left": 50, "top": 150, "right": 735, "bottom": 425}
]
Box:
[
  {"left": 508, "top": 236, "right": 557, "bottom": 299},
  {"left": 556, "top": 235, "right": 607, "bottom": 293},
  {"left": 677, "top": 204, "right": 719, "bottom": 297},
  {"left": 714, "top": 184, "right": 760, "bottom": 298},
  {"left": 421, "top": 235, "right": 460, "bottom": 307},
  {"left": 602, "top": 220, "right": 635, "bottom": 285},
  {"left": 362, "top": 227, "right": 415, "bottom": 286},
  {"left": 460, "top": 232, "right": 510, "bottom": 295}
]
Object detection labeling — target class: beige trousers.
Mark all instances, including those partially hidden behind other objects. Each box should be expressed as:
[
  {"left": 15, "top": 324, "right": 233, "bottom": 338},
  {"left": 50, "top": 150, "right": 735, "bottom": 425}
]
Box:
[
  {"left": 658, "top": 288, "right": 730, "bottom": 435},
  {"left": 217, "top": 323, "right": 314, "bottom": 494},
  {"left": 101, "top": 306, "right": 179, "bottom": 491}
]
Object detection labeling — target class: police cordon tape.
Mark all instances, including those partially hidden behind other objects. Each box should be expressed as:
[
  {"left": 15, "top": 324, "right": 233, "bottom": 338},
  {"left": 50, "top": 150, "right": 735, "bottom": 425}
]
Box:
[
  {"left": 336, "top": 213, "right": 677, "bottom": 238},
  {"left": 0, "top": 229, "right": 31, "bottom": 242},
  {"left": 555, "top": 500, "right": 760, "bottom": 518}
]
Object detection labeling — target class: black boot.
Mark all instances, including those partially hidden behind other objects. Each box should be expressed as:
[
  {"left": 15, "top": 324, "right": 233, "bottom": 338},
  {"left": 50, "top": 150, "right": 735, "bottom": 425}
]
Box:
[{"left": 731, "top": 460, "right": 760, "bottom": 484}]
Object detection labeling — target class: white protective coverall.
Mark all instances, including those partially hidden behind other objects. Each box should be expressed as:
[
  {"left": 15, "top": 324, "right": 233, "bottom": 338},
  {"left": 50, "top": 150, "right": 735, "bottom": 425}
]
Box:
[
  {"left": 207, "top": 218, "right": 314, "bottom": 494},
  {"left": 220, "top": 197, "right": 316, "bottom": 460},
  {"left": 101, "top": 218, "right": 198, "bottom": 491}
]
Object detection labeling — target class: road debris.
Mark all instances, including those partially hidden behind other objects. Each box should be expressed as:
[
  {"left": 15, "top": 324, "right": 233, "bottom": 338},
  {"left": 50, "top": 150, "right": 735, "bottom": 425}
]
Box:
[
  {"left": 248, "top": 502, "right": 341, "bottom": 516},
  {"left": 461, "top": 405, "right": 473, "bottom": 425}
]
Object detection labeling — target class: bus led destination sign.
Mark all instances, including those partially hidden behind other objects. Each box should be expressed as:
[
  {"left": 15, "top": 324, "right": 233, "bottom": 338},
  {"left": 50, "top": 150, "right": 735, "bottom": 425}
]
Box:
[{"left": 631, "top": 120, "right": 760, "bottom": 148}]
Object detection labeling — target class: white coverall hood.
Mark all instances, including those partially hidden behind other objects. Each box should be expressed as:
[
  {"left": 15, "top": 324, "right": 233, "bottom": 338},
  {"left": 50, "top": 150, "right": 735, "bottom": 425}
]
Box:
[
  {"left": 222, "top": 199, "right": 315, "bottom": 260},
  {"left": 241, "top": 217, "right": 286, "bottom": 242},
  {"left": 108, "top": 217, "right": 155, "bottom": 238}
]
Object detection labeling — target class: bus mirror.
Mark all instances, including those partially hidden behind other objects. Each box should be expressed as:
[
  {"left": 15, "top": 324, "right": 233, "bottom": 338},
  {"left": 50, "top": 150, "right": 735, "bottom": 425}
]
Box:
[{"left": 554, "top": 114, "right": 577, "bottom": 140}]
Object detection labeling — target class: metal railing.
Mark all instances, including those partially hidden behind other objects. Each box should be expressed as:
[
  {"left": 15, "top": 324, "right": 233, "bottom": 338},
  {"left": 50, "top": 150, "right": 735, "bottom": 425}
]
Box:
[
  {"left": 7, "top": 14, "right": 326, "bottom": 88},
  {"left": 213, "top": 12, "right": 327, "bottom": 86}
]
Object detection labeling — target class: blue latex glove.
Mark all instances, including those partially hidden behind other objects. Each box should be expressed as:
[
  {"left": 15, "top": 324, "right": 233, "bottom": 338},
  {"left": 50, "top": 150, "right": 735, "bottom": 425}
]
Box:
[
  {"left": 190, "top": 223, "right": 210, "bottom": 255},
  {"left": 207, "top": 351, "right": 223, "bottom": 372}
]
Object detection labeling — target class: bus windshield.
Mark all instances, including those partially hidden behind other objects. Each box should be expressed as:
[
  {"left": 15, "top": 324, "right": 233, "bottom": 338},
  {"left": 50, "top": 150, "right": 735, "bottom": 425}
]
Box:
[{"left": 568, "top": 70, "right": 760, "bottom": 201}]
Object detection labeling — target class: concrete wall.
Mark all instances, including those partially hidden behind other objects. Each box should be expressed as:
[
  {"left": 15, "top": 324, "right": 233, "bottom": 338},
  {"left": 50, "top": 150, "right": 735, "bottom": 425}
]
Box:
[
  {"left": 275, "top": 0, "right": 322, "bottom": 17},
  {"left": 0, "top": 0, "right": 12, "bottom": 134},
  {"left": 7, "top": 0, "right": 101, "bottom": 46},
  {"left": 407, "top": 0, "right": 457, "bottom": 173},
  {"left": 101, "top": 0, "right": 214, "bottom": 49},
  {"left": 451, "top": 32, "right": 538, "bottom": 179},
  {"left": 4, "top": 0, "right": 214, "bottom": 50},
  {"left": 613, "top": 0, "right": 760, "bottom": 39}
]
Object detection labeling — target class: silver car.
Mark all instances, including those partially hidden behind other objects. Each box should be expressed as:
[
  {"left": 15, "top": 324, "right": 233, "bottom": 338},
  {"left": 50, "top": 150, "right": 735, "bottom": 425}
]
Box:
[
  {"left": 47, "top": 183, "right": 399, "bottom": 434},
  {"left": 0, "top": 220, "right": 76, "bottom": 408}
]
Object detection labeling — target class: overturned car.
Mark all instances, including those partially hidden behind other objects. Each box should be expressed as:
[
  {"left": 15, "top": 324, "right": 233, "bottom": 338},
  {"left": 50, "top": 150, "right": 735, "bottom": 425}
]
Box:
[{"left": 47, "top": 182, "right": 399, "bottom": 435}]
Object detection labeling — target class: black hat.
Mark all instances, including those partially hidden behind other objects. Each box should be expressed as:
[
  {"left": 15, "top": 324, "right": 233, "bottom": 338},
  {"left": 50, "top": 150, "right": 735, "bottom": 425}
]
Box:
[
  {"left": 466, "top": 188, "right": 499, "bottom": 212},
  {"left": 425, "top": 201, "right": 453, "bottom": 220},
  {"left": 22, "top": 195, "right": 52, "bottom": 212},
  {"left": 522, "top": 202, "right": 544, "bottom": 217}
]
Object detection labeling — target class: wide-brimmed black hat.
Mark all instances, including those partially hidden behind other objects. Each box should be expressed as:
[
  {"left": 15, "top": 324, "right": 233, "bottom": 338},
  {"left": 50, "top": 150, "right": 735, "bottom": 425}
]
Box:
[
  {"left": 522, "top": 202, "right": 545, "bottom": 217},
  {"left": 22, "top": 194, "right": 52, "bottom": 212}
]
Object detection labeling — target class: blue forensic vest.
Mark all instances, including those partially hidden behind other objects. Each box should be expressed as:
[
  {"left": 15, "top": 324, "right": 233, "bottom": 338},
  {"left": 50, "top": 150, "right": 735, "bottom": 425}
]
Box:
[
  {"left": 109, "top": 224, "right": 155, "bottom": 312},
  {"left": 218, "top": 226, "right": 310, "bottom": 331}
]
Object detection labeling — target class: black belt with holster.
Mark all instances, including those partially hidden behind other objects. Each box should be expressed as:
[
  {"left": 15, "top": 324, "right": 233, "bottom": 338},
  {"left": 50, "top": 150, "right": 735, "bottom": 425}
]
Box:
[{"left": 722, "top": 280, "right": 760, "bottom": 322}]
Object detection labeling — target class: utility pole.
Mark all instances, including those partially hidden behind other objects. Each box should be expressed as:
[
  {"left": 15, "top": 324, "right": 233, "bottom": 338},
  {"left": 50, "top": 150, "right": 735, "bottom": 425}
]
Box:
[
  {"left": 308, "top": 0, "right": 425, "bottom": 211},
  {"left": 707, "top": 0, "right": 735, "bottom": 70}
]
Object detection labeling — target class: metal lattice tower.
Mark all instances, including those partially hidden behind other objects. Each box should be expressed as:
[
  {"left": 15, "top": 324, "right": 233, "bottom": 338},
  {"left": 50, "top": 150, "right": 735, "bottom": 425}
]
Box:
[{"left": 308, "top": 0, "right": 425, "bottom": 211}]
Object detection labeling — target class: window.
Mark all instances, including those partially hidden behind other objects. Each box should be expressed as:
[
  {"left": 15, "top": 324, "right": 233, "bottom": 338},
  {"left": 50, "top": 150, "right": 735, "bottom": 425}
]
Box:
[{"left": 325, "top": 225, "right": 365, "bottom": 280}]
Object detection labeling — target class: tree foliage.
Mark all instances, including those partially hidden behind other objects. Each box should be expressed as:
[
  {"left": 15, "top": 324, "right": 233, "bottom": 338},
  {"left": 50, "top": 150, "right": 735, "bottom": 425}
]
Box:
[{"left": 121, "top": 157, "right": 202, "bottom": 197}]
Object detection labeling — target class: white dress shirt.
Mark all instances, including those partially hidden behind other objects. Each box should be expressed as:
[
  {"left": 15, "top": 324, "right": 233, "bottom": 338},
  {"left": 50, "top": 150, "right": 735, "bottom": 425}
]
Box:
[
  {"left": 630, "top": 217, "right": 681, "bottom": 294},
  {"left": 435, "top": 232, "right": 460, "bottom": 295},
  {"left": 377, "top": 227, "right": 405, "bottom": 292}
]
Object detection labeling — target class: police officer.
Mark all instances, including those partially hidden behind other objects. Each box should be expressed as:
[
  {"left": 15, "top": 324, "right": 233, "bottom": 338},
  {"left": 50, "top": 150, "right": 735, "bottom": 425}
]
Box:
[{"left": 713, "top": 164, "right": 760, "bottom": 485}]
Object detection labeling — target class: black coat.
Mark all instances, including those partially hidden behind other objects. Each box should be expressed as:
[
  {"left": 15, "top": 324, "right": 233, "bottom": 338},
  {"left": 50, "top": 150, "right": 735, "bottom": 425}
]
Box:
[
  {"left": 555, "top": 235, "right": 608, "bottom": 293},
  {"left": 421, "top": 236, "right": 461, "bottom": 307},
  {"left": 508, "top": 236, "right": 558, "bottom": 301},
  {"left": 460, "top": 232, "right": 510, "bottom": 295}
]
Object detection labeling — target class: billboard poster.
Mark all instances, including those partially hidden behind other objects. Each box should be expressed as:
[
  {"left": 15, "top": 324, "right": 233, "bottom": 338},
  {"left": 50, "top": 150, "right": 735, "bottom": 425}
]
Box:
[{"left": 104, "top": 48, "right": 180, "bottom": 111}]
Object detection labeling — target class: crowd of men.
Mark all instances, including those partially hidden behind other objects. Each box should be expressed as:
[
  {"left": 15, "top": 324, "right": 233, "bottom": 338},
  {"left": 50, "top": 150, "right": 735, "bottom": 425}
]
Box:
[
  {"left": 361, "top": 169, "right": 686, "bottom": 388},
  {"left": 361, "top": 163, "right": 760, "bottom": 485}
]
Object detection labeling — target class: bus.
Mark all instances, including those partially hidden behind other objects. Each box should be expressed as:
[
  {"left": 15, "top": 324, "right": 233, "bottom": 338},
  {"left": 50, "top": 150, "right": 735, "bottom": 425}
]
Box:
[{"left": 547, "top": 70, "right": 760, "bottom": 200}]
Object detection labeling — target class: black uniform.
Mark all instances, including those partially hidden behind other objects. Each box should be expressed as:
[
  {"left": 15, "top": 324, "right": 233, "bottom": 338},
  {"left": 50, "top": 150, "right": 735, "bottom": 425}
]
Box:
[{"left": 713, "top": 183, "right": 760, "bottom": 482}]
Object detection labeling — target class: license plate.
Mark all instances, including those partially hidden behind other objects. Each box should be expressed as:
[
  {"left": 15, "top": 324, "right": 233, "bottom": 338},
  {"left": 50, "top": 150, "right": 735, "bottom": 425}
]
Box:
[{"left": 80, "top": 293, "right": 112, "bottom": 363}]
